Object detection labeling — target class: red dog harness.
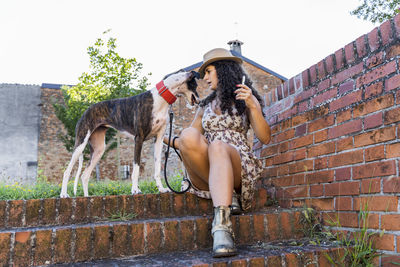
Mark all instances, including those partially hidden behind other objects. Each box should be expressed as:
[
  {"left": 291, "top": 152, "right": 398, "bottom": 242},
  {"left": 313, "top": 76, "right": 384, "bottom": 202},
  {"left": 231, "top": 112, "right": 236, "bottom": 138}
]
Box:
[{"left": 156, "top": 81, "right": 177, "bottom": 104}]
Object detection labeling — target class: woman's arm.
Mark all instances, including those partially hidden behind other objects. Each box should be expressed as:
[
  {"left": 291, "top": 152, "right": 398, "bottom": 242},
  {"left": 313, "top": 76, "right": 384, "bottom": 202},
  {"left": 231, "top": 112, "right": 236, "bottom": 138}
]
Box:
[
  {"left": 235, "top": 85, "right": 271, "bottom": 145},
  {"left": 163, "top": 106, "right": 205, "bottom": 149}
]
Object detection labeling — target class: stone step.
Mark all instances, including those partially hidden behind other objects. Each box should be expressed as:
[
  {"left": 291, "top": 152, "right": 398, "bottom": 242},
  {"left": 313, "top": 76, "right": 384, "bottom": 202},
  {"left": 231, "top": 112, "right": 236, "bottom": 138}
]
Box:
[
  {"left": 0, "top": 188, "right": 270, "bottom": 229},
  {"left": 47, "top": 241, "right": 343, "bottom": 267},
  {"left": 0, "top": 209, "right": 304, "bottom": 266}
]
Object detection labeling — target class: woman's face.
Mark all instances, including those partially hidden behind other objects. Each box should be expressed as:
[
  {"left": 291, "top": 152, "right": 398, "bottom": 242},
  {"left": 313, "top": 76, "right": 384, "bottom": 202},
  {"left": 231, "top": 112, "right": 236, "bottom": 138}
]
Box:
[{"left": 203, "top": 65, "right": 218, "bottom": 90}]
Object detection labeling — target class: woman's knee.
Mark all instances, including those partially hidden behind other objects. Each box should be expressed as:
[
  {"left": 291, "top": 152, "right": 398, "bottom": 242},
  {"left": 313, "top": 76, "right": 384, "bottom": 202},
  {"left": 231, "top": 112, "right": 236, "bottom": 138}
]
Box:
[
  {"left": 179, "top": 127, "right": 204, "bottom": 150},
  {"left": 208, "top": 140, "right": 229, "bottom": 157}
]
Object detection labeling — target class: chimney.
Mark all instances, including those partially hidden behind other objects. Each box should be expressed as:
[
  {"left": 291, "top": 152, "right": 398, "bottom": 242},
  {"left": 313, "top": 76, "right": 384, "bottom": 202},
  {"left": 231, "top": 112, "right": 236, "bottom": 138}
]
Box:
[{"left": 228, "top": 40, "right": 244, "bottom": 55}]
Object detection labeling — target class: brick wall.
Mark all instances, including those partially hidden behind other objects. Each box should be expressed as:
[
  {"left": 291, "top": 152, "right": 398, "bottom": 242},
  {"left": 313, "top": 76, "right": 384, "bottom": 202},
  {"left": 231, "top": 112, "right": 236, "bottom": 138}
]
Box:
[
  {"left": 255, "top": 15, "right": 400, "bottom": 260},
  {"left": 38, "top": 61, "right": 283, "bottom": 183}
]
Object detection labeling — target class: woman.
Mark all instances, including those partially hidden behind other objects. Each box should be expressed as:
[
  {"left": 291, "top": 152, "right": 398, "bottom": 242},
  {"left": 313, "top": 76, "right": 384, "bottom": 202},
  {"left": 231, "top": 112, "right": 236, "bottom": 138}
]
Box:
[{"left": 166, "top": 48, "right": 271, "bottom": 257}]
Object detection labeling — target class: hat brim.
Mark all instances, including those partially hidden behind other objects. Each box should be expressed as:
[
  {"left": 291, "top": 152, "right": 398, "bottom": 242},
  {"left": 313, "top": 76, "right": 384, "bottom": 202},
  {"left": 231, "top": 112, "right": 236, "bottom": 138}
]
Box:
[{"left": 199, "top": 56, "right": 243, "bottom": 77}]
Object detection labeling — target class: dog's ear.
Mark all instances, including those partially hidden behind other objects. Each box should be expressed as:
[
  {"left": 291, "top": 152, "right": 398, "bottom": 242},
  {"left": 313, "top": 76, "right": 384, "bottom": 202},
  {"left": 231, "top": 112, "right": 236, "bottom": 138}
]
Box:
[{"left": 190, "top": 71, "right": 200, "bottom": 80}]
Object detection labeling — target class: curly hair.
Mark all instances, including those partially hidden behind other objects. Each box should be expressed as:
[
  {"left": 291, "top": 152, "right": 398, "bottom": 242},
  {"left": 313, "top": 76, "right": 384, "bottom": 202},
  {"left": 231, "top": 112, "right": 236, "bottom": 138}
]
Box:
[{"left": 199, "top": 60, "right": 264, "bottom": 116}]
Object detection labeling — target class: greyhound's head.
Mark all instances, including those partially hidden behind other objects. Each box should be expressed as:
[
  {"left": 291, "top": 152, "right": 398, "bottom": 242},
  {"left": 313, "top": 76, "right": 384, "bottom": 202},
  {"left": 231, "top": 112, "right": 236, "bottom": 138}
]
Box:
[{"left": 163, "top": 71, "right": 200, "bottom": 106}]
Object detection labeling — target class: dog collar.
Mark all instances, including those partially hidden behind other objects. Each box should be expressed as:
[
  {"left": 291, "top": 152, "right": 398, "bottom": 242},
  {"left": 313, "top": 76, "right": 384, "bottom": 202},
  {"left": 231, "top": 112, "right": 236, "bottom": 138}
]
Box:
[{"left": 156, "top": 81, "right": 177, "bottom": 105}]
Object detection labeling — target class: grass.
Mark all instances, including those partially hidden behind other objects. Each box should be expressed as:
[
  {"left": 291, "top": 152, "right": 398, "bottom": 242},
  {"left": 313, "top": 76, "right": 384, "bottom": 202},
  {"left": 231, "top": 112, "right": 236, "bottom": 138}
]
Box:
[{"left": 0, "top": 171, "right": 185, "bottom": 200}]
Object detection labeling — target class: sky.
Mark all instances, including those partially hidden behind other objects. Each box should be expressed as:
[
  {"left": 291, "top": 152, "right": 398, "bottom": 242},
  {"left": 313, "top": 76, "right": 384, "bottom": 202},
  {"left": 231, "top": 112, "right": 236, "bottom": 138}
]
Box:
[{"left": 0, "top": 0, "right": 376, "bottom": 88}]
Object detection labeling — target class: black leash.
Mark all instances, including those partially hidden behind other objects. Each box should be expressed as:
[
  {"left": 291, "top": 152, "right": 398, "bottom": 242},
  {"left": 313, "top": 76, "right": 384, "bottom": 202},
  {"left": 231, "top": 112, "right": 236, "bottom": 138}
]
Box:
[{"left": 164, "top": 109, "right": 192, "bottom": 194}]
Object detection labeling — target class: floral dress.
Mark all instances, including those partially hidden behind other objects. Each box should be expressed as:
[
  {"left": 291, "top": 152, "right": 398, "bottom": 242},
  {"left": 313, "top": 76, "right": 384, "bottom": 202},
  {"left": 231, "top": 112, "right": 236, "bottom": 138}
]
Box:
[{"left": 187, "top": 102, "right": 263, "bottom": 211}]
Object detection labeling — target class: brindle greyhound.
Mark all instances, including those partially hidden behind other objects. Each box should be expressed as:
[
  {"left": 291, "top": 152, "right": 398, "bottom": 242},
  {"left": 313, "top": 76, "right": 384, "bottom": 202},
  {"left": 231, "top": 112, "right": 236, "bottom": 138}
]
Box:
[{"left": 60, "top": 71, "right": 199, "bottom": 198}]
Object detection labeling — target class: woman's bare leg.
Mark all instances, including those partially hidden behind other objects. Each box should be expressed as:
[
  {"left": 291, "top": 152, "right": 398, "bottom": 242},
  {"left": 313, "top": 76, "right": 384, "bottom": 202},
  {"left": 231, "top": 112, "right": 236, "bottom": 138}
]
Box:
[{"left": 178, "top": 128, "right": 242, "bottom": 207}]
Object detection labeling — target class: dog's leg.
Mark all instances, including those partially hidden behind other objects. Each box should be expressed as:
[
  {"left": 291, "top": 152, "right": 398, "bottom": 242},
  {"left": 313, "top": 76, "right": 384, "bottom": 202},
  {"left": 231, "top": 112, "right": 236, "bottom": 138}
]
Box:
[
  {"left": 73, "top": 154, "right": 84, "bottom": 196},
  {"left": 154, "top": 129, "right": 169, "bottom": 193},
  {"left": 60, "top": 131, "right": 91, "bottom": 198},
  {"left": 131, "top": 136, "right": 144, "bottom": 194},
  {"left": 80, "top": 127, "right": 107, "bottom": 197}
]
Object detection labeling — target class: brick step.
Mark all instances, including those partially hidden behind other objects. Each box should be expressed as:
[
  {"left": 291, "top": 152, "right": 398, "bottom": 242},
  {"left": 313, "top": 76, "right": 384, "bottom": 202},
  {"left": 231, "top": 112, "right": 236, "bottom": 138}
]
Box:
[
  {"left": 0, "top": 209, "right": 304, "bottom": 266},
  {"left": 49, "top": 240, "right": 343, "bottom": 267},
  {"left": 0, "top": 188, "right": 270, "bottom": 229}
]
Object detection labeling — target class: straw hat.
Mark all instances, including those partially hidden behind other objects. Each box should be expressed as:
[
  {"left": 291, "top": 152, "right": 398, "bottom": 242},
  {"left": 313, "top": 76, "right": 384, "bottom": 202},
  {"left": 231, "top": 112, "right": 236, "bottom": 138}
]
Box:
[{"left": 198, "top": 48, "right": 242, "bottom": 77}]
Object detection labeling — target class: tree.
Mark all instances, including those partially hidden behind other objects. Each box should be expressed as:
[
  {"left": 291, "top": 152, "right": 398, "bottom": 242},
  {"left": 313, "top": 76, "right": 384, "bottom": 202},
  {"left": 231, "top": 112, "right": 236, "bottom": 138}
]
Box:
[
  {"left": 351, "top": 0, "right": 400, "bottom": 24},
  {"left": 53, "top": 30, "right": 150, "bottom": 176}
]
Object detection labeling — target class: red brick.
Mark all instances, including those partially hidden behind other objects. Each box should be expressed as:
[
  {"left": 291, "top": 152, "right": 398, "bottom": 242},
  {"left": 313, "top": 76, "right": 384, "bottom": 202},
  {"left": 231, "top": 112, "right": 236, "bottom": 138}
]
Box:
[
  {"left": 325, "top": 181, "right": 360, "bottom": 196},
  {"left": 329, "top": 90, "right": 362, "bottom": 112},
  {"left": 338, "top": 80, "right": 355, "bottom": 95},
  {"left": 335, "top": 197, "right": 352, "bottom": 211},
  {"left": 75, "top": 197, "right": 89, "bottom": 223},
  {"left": 185, "top": 193, "right": 197, "bottom": 216},
  {"left": 335, "top": 167, "right": 351, "bottom": 181},
  {"left": 365, "top": 145, "right": 384, "bottom": 161},
  {"left": 294, "top": 148, "right": 306, "bottom": 161},
  {"left": 25, "top": 199, "right": 40, "bottom": 227},
  {"left": 311, "top": 184, "right": 323, "bottom": 197},
  {"left": 75, "top": 227, "right": 92, "bottom": 262},
  {"left": 305, "top": 198, "right": 334, "bottom": 211},
  {"left": 275, "top": 129, "right": 295, "bottom": 143},
  {"left": 381, "top": 20, "right": 393, "bottom": 46},
  {"left": 365, "top": 81, "right": 383, "bottom": 99},
  {"left": 356, "top": 35, "right": 367, "bottom": 58},
  {"left": 336, "top": 109, "right": 352, "bottom": 123},
  {"left": 354, "top": 196, "right": 398, "bottom": 212},
  {"left": 145, "top": 194, "right": 159, "bottom": 219},
  {"left": 387, "top": 74, "right": 400, "bottom": 93},
  {"left": 253, "top": 214, "right": 266, "bottom": 242},
  {"left": 290, "top": 135, "right": 313, "bottom": 149},
  {"left": 180, "top": 220, "right": 194, "bottom": 250},
  {"left": 164, "top": 220, "right": 179, "bottom": 252},
  {"left": 312, "top": 88, "right": 336, "bottom": 107},
  {"left": 310, "top": 64, "right": 317, "bottom": 84},
  {"left": 314, "top": 157, "right": 328, "bottom": 170},
  {"left": 385, "top": 107, "right": 400, "bottom": 124},
  {"left": 288, "top": 160, "right": 313, "bottom": 174},
  {"left": 317, "top": 78, "right": 331, "bottom": 93},
  {"left": 0, "top": 233, "right": 11, "bottom": 266},
  {"left": 344, "top": 42, "right": 356, "bottom": 64},
  {"left": 334, "top": 49, "right": 345, "bottom": 71},
  {"left": 195, "top": 217, "right": 211, "bottom": 248},
  {"left": 285, "top": 185, "right": 308, "bottom": 198},
  {"left": 323, "top": 212, "right": 358, "bottom": 227},
  {"left": 369, "top": 27, "right": 380, "bottom": 52},
  {"left": 54, "top": 229, "right": 72, "bottom": 263},
  {"left": 354, "top": 94, "right": 394, "bottom": 117},
  {"left": 273, "top": 152, "right": 295, "bottom": 165},
  {"left": 308, "top": 142, "right": 335, "bottom": 158},
  {"left": 325, "top": 54, "right": 335, "bottom": 74},
  {"left": 173, "top": 194, "right": 185, "bottom": 216},
  {"left": 361, "top": 178, "right": 381, "bottom": 194},
  {"left": 294, "top": 124, "right": 307, "bottom": 137},
  {"left": 238, "top": 215, "right": 251, "bottom": 244},
  {"left": 146, "top": 222, "right": 162, "bottom": 254},
  {"left": 383, "top": 177, "right": 400, "bottom": 193},
  {"left": 59, "top": 198, "right": 73, "bottom": 225},
  {"left": 366, "top": 51, "right": 384, "bottom": 69},
  {"left": 364, "top": 112, "right": 383, "bottom": 129},
  {"left": 354, "top": 126, "right": 396, "bottom": 147},
  {"left": 306, "top": 170, "right": 334, "bottom": 184},
  {"left": 294, "top": 87, "right": 314, "bottom": 104},
  {"left": 353, "top": 160, "right": 396, "bottom": 179},
  {"left": 113, "top": 224, "right": 129, "bottom": 257},
  {"left": 267, "top": 255, "right": 282, "bottom": 266},
  {"left": 160, "top": 193, "right": 172, "bottom": 217},
  {"left": 93, "top": 225, "right": 110, "bottom": 259},
  {"left": 13, "top": 231, "right": 32, "bottom": 267},
  {"left": 337, "top": 136, "right": 353, "bottom": 152},
  {"left": 308, "top": 115, "right": 335, "bottom": 133},
  {"left": 328, "top": 150, "right": 363, "bottom": 167},
  {"left": 382, "top": 214, "right": 400, "bottom": 231},
  {"left": 372, "top": 234, "right": 395, "bottom": 251},
  {"left": 314, "top": 129, "right": 328, "bottom": 143},
  {"left": 266, "top": 214, "right": 280, "bottom": 240},
  {"left": 89, "top": 196, "right": 103, "bottom": 220},
  {"left": 360, "top": 213, "right": 380, "bottom": 229},
  {"left": 8, "top": 200, "right": 23, "bottom": 227},
  {"left": 34, "top": 230, "right": 52, "bottom": 266},
  {"left": 328, "top": 119, "right": 362, "bottom": 139},
  {"left": 317, "top": 59, "right": 327, "bottom": 80},
  {"left": 231, "top": 259, "right": 247, "bottom": 267},
  {"left": 357, "top": 61, "right": 396, "bottom": 87},
  {"left": 381, "top": 255, "right": 400, "bottom": 266},
  {"left": 333, "top": 63, "right": 363, "bottom": 86}
]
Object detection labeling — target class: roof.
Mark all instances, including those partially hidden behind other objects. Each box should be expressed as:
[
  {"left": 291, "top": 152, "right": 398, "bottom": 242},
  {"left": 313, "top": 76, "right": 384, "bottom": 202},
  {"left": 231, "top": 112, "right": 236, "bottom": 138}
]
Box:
[{"left": 183, "top": 50, "right": 287, "bottom": 82}]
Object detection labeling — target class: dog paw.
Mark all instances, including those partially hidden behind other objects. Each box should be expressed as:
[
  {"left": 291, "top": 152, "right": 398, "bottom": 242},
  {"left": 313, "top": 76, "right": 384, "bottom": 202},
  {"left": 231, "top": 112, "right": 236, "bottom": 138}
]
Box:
[
  {"left": 60, "top": 192, "right": 70, "bottom": 198},
  {"left": 131, "top": 188, "right": 142, "bottom": 194},
  {"left": 158, "top": 187, "right": 170, "bottom": 193}
]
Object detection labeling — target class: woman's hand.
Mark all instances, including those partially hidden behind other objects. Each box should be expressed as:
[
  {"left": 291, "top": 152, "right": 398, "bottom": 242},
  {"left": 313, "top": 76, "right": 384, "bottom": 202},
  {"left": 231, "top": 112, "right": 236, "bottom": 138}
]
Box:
[{"left": 234, "top": 84, "right": 258, "bottom": 109}]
